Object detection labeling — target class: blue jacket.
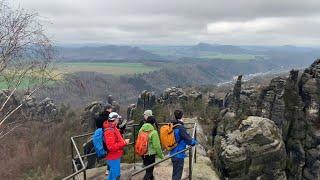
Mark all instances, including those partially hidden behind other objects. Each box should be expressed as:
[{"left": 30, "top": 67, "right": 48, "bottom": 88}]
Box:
[{"left": 169, "top": 119, "right": 196, "bottom": 159}]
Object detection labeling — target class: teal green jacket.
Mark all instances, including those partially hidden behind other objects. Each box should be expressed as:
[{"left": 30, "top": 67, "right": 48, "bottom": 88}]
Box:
[{"left": 139, "top": 123, "right": 164, "bottom": 159}]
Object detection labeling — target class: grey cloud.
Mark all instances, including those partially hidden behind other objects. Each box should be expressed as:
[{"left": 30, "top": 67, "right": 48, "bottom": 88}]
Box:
[{"left": 12, "top": 0, "right": 320, "bottom": 45}]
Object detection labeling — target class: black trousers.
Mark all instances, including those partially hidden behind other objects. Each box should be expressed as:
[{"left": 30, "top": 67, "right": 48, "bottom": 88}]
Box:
[
  {"left": 142, "top": 154, "right": 156, "bottom": 180},
  {"left": 171, "top": 157, "right": 184, "bottom": 180}
]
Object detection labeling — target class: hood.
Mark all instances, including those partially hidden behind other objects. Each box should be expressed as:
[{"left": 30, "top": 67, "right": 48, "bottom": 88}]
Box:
[
  {"left": 141, "top": 123, "right": 155, "bottom": 132},
  {"left": 170, "top": 119, "right": 184, "bottom": 125}
]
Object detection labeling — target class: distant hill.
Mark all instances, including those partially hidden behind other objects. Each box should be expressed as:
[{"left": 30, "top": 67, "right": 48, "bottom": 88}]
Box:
[
  {"left": 55, "top": 43, "right": 320, "bottom": 67},
  {"left": 56, "top": 45, "right": 164, "bottom": 62},
  {"left": 139, "top": 43, "right": 320, "bottom": 65},
  {"left": 191, "top": 43, "right": 256, "bottom": 54}
]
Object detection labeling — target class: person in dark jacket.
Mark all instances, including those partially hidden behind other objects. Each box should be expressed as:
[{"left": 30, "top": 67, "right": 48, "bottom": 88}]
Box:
[
  {"left": 137, "top": 110, "right": 159, "bottom": 131},
  {"left": 169, "top": 110, "right": 197, "bottom": 180},
  {"left": 96, "top": 104, "right": 113, "bottom": 129}
]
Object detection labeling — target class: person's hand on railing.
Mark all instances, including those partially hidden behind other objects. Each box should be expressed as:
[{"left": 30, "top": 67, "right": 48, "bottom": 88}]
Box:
[{"left": 191, "top": 139, "right": 198, "bottom": 146}]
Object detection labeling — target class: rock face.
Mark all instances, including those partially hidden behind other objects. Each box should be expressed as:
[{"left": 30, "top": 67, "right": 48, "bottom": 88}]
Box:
[
  {"left": 127, "top": 103, "right": 136, "bottom": 122},
  {"left": 222, "top": 77, "right": 260, "bottom": 116},
  {"left": 208, "top": 93, "right": 224, "bottom": 108},
  {"left": 137, "top": 90, "right": 156, "bottom": 109},
  {"left": 157, "top": 87, "right": 202, "bottom": 105},
  {"left": 37, "top": 97, "right": 58, "bottom": 122},
  {"left": 214, "top": 116, "right": 287, "bottom": 179},
  {"left": 157, "top": 87, "right": 186, "bottom": 104},
  {"left": 214, "top": 59, "right": 320, "bottom": 180},
  {"left": 0, "top": 90, "right": 58, "bottom": 122},
  {"left": 81, "top": 94, "right": 124, "bottom": 132},
  {"left": 80, "top": 101, "right": 104, "bottom": 132},
  {"left": 135, "top": 87, "right": 202, "bottom": 111}
]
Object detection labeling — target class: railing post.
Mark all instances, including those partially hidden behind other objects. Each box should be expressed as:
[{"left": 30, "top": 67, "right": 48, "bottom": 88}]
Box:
[
  {"left": 83, "top": 170, "right": 86, "bottom": 180},
  {"left": 71, "top": 140, "right": 75, "bottom": 180},
  {"left": 189, "top": 147, "right": 192, "bottom": 180},
  {"left": 195, "top": 128, "right": 197, "bottom": 164},
  {"left": 133, "top": 125, "right": 136, "bottom": 170}
]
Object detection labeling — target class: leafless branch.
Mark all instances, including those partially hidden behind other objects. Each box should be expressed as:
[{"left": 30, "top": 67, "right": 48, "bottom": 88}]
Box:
[
  {"left": 0, "top": 123, "right": 22, "bottom": 140},
  {"left": 0, "top": 0, "right": 54, "bottom": 131},
  {"left": 0, "top": 86, "right": 39, "bottom": 126}
]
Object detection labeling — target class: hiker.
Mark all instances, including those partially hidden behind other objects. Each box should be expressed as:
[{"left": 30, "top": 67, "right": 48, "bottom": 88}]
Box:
[
  {"left": 170, "top": 110, "right": 197, "bottom": 180},
  {"left": 104, "top": 112, "right": 130, "bottom": 180},
  {"left": 96, "top": 104, "right": 113, "bottom": 129},
  {"left": 94, "top": 104, "right": 113, "bottom": 174},
  {"left": 138, "top": 110, "right": 159, "bottom": 131},
  {"left": 137, "top": 116, "right": 164, "bottom": 180}
]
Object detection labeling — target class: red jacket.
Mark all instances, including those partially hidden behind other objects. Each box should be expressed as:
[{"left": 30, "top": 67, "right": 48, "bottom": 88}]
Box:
[{"left": 103, "top": 121, "right": 127, "bottom": 160}]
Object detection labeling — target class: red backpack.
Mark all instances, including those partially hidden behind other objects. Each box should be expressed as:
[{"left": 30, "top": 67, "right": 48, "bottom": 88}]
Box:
[{"left": 135, "top": 131, "right": 151, "bottom": 156}]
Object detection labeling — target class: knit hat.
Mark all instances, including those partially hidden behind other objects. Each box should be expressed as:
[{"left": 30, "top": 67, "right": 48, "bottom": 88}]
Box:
[
  {"left": 108, "top": 112, "right": 121, "bottom": 121},
  {"left": 143, "top": 110, "right": 153, "bottom": 117},
  {"left": 104, "top": 103, "right": 112, "bottom": 110}
]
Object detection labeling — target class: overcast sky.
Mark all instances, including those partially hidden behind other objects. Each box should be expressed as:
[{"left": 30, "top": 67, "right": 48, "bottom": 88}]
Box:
[{"left": 12, "top": 0, "right": 320, "bottom": 46}]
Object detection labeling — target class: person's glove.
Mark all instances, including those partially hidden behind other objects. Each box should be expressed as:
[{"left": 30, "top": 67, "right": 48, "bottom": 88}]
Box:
[{"left": 191, "top": 139, "right": 198, "bottom": 146}]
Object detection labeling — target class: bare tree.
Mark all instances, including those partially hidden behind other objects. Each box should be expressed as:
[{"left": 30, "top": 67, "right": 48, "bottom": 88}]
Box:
[{"left": 0, "top": 0, "right": 54, "bottom": 138}]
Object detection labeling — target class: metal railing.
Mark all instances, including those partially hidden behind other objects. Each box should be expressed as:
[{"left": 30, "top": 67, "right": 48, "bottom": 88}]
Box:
[{"left": 63, "top": 122, "right": 197, "bottom": 180}]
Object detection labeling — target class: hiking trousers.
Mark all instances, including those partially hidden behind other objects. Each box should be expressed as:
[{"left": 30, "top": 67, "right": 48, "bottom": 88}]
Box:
[
  {"left": 171, "top": 157, "right": 184, "bottom": 180},
  {"left": 142, "top": 154, "right": 156, "bottom": 180},
  {"left": 106, "top": 159, "right": 120, "bottom": 180}
]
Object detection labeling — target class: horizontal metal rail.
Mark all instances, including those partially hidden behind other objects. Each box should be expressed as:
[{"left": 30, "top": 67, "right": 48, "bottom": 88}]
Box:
[
  {"left": 131, "top": 123, "right": 197, "bottom": 179},
  {"left": 64, "top": 122, "right": 197, "bottom": 180},
  {"left": 131, "top": 146, "right": 193, "bottom": 176},
  {"left": 70, "top": 123, "right": 195, "bottom": 141}
]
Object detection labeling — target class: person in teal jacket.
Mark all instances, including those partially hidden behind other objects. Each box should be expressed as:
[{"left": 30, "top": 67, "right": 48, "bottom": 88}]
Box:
[{"left": 139, "top": 116, "right": 164, "bottom": 180}]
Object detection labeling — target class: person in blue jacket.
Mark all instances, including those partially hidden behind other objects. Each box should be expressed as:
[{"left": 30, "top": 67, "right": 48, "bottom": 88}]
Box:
[{"left": 170, "top": 110, "right": 197, "bottom": 180}]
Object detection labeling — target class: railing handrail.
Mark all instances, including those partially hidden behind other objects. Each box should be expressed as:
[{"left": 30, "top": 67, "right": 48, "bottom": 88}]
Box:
[
  {"left": 130, "top": 123, "right": 197, "bottom": 178},
  {"left": 131, "top": 146, "right": 193, "bottom": 176},
  {"left": 63, "top": 122, "right": 197, "bottom": 180}
]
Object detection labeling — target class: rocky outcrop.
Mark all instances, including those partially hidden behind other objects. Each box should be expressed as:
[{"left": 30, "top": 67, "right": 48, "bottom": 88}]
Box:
[
  {"left": 214, "top": 59, "right": 320, "bottom": 180},
  {"left": 222, "top": 77, "right": 260, "bottom": 116},
  {"left": 157, "top": 87, "right": 202, "bottom": 105},
  {"left": 157, "top": 87, "right": 187, "bottom": 104},
  {"left": 137, "top": 90, "right": 156, "bottom": 109},
  {"left": 80, "top": 94, "right": 124, "bottom": 132},
  {"left": 37, "top": 97, "right": 58, "bottom": 122},
  {"left": 214, "top": 116, "right": 287, "bottom": 179},
  {"left": 256, "top": 77, "right": 287, "bottom": 129},
  {"left": 135, "top": 87, "right": 202, "bottom": 112},
  {"left": 0, "top": 90, "right": 58, "bottom": 122},
  {"left": 208, "top": 93, "right": 224, "bottom": 108},
  {"left": 80, "top": 101, "right": 104, "bottom": 132},
  {"left": 127, "top": 103, "right": 136, "bottom": 122}
]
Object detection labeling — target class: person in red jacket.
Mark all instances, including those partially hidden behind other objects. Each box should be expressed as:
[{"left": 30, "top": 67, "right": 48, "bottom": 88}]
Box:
[{"left": 103, "top": 112, "right": 130, "bottom": 180}]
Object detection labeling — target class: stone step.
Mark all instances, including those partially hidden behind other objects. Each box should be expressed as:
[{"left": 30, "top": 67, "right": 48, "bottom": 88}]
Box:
[{"left": 78, "top": 153, "right": 219, "bottom": 180}]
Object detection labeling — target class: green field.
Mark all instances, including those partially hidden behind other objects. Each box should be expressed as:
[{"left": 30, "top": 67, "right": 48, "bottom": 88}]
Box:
[
  {"left": 0, "top": 62, "right": 159, "bottom": 89},
  {"left": 198, "top": 52, "right": 260, "bottom": 61},
  {"left": 56, "top": 62, "right": 160, "bottom": 75},
  {"left": 142, "top": 46, "right": 262, "bottom": 61}
]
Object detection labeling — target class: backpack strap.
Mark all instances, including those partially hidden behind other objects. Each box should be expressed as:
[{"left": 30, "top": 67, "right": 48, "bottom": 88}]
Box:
[
  {"left": 172, "top": 123, "right": 181, "bottom": 128},
  {"left": 172, "top": 124, "right": 184, "bottom": 143}
]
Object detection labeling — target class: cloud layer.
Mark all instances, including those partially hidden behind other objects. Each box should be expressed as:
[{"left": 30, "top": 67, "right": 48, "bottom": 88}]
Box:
[{"left": 13, "top": 0, "right": 320, "bottom": 45}]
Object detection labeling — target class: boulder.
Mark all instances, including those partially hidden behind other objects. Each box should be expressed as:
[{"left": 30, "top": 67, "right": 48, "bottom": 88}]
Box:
[{"left": 214, "top": 116, "right": 287, "bottom": 179}]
